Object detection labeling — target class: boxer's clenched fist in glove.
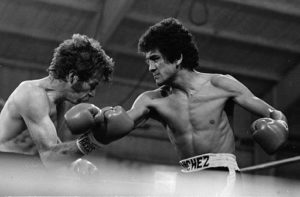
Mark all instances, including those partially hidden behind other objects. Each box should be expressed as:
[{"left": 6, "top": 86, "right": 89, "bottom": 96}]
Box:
[
  {"left": 251, "top": 109, "right": 289, "bottom": 154},
  {"left": 64, "top": 103, "right": 103, "bottom": 134},
  {"left": 65, "top": 104, "right": 134, "bottom": 154},
  {"left": 92, "top": 106, "right": 135, "bottom": 144}
]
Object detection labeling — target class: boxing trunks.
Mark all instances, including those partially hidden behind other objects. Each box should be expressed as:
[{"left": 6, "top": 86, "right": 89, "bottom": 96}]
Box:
[
  {"left": 179, "top": 153, "right": 240, "bottom": 197},
  {"left": 179, "top": 153, "right": 240, "bottom": 173}
]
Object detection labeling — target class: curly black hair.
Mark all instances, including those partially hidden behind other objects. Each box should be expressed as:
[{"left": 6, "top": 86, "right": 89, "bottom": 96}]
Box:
[
  {"left": 138, "top": 18, "right": 199, "bottom": 70},
  {"left": 48, "top": 34, "right": 114, "bottom": 82}
]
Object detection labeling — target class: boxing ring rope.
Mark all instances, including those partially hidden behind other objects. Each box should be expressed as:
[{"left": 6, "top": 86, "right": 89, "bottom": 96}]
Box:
[{"left": 240, "top": 156, "right": 300, "bottom": 172}]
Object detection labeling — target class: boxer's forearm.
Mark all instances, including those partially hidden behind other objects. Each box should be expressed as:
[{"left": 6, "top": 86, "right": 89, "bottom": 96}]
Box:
[{"left": 127, "top": 106, "right": 150, "bottom": 128}]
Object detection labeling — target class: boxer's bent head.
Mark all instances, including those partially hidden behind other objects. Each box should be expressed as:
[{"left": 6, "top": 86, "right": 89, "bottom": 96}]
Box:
[
  {"left": 138, "top": 18, "right": 199, "bottom": 70},
  {"left": 48, "top": 34, "right": 114, "bottom": 83}
]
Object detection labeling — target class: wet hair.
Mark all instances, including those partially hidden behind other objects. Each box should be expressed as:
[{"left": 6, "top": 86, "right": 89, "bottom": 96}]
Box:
[
  {"left": 138, "top": 18, "right": 199, "bottom": 70},
  {"left": 48, "top": 34, "right": 114, "bottom": 82}
]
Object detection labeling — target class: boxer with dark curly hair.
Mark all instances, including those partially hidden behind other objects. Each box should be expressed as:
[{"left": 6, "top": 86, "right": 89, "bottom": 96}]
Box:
[{"left": 130, "top": 18, "right": 288, "bottom": 195}]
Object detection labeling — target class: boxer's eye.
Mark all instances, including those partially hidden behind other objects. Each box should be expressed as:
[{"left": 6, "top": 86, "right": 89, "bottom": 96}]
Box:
[
  {"left": 146, "top": 55, "right": 160, "bottom": 64},
  {"left": 150, "top": 55, "right": 160, "bottom": 62}
]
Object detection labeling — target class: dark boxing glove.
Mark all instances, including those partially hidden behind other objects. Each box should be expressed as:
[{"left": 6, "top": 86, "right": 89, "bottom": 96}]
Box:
[
  {"left": 73, "top": 105, "right": 134, "bottom": 155},
  {"left": 64, "top": 103, "right": 102, "bottom": 134},
  {"left": 251, "top": 116, "right": 288, "bottom": 154},
  {"left": 92, "top": 106, "right": 134, "bottom": 144}
]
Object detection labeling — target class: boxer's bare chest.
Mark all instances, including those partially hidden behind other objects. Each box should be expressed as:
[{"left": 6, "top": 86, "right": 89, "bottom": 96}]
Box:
[{"left": 151, "top": 83, "right": 230, "bottom": 135}]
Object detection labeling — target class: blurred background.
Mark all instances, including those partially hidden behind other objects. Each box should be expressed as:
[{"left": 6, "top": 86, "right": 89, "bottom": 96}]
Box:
[{"left": 0, "top": 0, "right": 299, "bottom": 183}]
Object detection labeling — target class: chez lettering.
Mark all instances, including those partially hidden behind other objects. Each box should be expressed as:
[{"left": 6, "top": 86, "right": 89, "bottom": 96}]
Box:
[
  {"left": 180, "top": 155, "right": 210, "bottom": 171},
  {"left": 78, "top": 133, "right": 96, "bottom": 154}
]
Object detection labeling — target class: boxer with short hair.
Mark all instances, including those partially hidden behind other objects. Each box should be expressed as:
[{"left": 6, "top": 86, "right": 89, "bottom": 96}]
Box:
[{"left": 0, "top": 34, "right": 114, "bottom": 170}]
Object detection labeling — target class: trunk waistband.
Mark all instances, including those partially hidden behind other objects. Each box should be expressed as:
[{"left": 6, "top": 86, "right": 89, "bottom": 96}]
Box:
[{"left": 179, "top": 153, "right": 240, "bottom": 173}]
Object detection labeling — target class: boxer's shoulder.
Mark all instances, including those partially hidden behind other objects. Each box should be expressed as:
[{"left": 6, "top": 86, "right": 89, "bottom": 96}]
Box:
[
  {"left": 137, "top": 88, "right": 163, "bottom": 100},
  {"left": 210, "top": 74, "right": 244, "bottom": 94},
  {"left": 210, "top": 74, "right": 235, "bottom": 86},
  {"left": 144, "top": 85, "right": 171, "bottom": 98},
  {"left": 12, "top": 81, "right": 50, "bottom": 113},
  {"left": 132, "top": 88, "right": 167, "bottom": 110},
  {"left": 15, "top": 80, "right": 45, "bottom": 96}
]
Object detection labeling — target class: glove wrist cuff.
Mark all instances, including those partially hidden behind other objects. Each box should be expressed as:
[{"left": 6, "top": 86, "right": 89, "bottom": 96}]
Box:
[{"left": 76, "top": 132, "right": 105, "bottom": 155}]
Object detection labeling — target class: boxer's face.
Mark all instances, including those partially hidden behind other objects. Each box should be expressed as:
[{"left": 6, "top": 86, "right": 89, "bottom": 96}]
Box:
[
  {"left": 145, "top": 49, "right": 177, "bottom": 86},
  {"left": 69, "top": 71, "right": 102, "bottom": 104}
]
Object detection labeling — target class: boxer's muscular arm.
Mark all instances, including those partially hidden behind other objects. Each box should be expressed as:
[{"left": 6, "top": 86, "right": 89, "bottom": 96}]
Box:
[
  {"left": 127, "top": 91, "right": 152, "bottom": 128},
  {"left": 213, "top": 75, "right": 288, "bottom": 154},
  {"left": 15, "top": 88, "right": 82, "bottom": 168},
  {"left": 212, "top": 74, "right": 286, "bottom": 120}
]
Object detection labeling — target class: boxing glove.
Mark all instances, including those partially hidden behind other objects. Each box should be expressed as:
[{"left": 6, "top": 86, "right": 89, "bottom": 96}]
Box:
[
  {"left": 92, "top": 106, "right": 135, "bottom": 144},
  {"left": 64, "top": 103, "right": 102, "bottom": 134},
  {"left": 251, "top": 117, "right": 288, "bottom": 154},
  {"left": 75, "top": 106, "right": 134, "bottom": 154}
]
